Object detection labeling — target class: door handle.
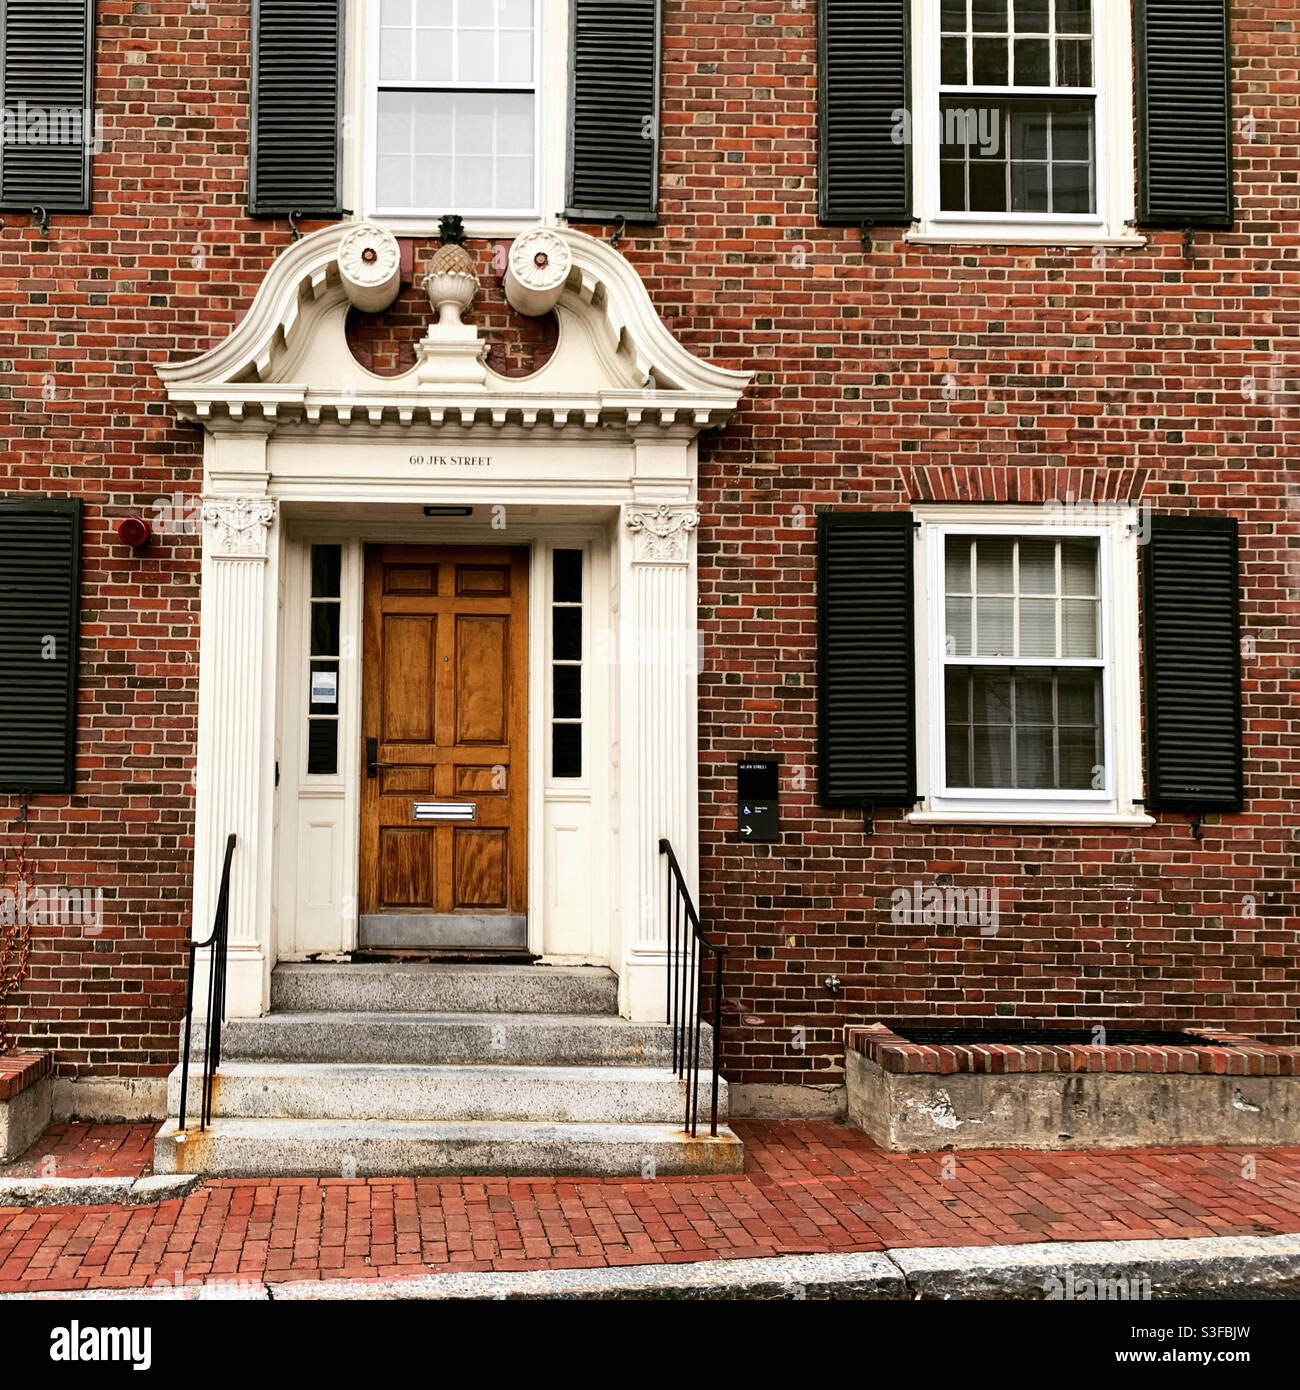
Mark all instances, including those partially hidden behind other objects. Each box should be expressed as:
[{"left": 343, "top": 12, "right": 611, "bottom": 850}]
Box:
[{"left": 366, "top": 738, "right": 404, "bottom": 778}]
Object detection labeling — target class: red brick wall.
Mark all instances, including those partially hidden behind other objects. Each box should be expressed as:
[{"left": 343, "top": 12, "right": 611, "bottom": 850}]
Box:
[{"left": 0, "top": 2, "right": 1295, "bottom": 1088}]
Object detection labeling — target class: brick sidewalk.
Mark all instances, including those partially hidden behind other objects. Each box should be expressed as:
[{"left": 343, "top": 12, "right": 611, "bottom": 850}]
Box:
[{"left": 2, "top": 1121, "right": 1299, "bottom": 1293}]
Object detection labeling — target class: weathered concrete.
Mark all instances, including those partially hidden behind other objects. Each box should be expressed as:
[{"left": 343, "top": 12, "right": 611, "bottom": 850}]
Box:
[
  {"left": 271, "top": 962, "right": 619, "bottom": 1016},
  {"left": 168, "top": 1060, "right": 726, "bottom": 1125},
  {"left": 152, "top": 1117, "right": 744, "bottom": 1178},
  {"left": 895, "top": 1234, "right": 1300, "bottom": 1301},
  {"left": 9, "top": 1233, "right": 1300, "bottom": 1301},
  {"left": 51, "top": 1075, "right": 169, "bottom": 1123},
  {"left": 0, "top": 1074, "right": 51, "bottom": 1163},
  {"left": 126, "top": 1175, "right": 200, "bottom": 1205},
  {"left": 221, "top": 1011, "right": 708, "bottom": 1067},
  {"left": 0, "top": 1177, "right": 135, "bottom": 1208},
  {"left": 728, "top": 1081, "right": 846, "bottom": 1120},
  {"left": 847, "top": 1047, "right": 1300, "bottom": 1151}
]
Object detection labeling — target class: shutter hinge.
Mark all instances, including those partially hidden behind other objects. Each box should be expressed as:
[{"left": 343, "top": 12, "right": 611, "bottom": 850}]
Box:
[
  {"left": 862, "top": 801, "right": 874, "bottom": 836},
  {"left": 1190, "top": 812, "right": 1204, "bottom": 841},
  {"left": 609, "top": 216, "right": 626, "bottom": 247}
]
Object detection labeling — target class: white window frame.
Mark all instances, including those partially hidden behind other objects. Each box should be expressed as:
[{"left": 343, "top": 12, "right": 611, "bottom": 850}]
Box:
[
  {"left": 910, "top": 504, "right": 1151, "bottom": 826},
  {"left": 907, "top": 0, "right": 1145, "bottom": 247},
  {"left": 349, "top": 0, "right": 569, "bottom": 236}
]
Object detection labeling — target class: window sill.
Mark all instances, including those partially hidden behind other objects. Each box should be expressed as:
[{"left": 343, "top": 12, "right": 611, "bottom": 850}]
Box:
[
  {"left": 906, "top": 229, "right": 1148, "bottom": 249},
  {"left": 907, "top": 810, "right": 1155, "bottom": 828}
]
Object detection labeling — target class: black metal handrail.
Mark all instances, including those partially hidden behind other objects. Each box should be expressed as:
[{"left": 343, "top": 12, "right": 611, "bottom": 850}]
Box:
[
  {"left": 179, "top": 833, "right": 236, "bottom": 1132},
  {"left": 659, "top": 837, "right": 729, "bottom": 1138}
]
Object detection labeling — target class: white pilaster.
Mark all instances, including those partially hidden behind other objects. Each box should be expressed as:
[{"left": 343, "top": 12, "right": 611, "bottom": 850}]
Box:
[
  {"left": 618, "top": 501, "right": 701, "bottom": 1021},
  {"left": 194, "top": 490, "right": 280, "bottom": 1017}
]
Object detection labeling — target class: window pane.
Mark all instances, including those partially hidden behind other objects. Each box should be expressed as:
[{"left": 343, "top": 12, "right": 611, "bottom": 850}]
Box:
[
  {"left": 308, "top": 719, "right": 338, "bottom": 777},
  {"left": 458, "top": 28, "right": 494, "bottom": 82},
  {"left": 310, "top": 603, "right": 340, "bottom": 657},
  {"left": 1061, "top": 540, "right": 1097, "bottom": 594},
  {"left": 1011, "top": 161, "right": 1050, "bottom": 212},
  {"left": 1056, "top": 39, "right": 1092, "bottom": 86},
  {"left": 972, "top": 37, "right": 1009, "bottom": 84},
  {"left": 1014, "top": 38, "right": 1050, "bottom": 85},
  {"left": 945, "top": 723, "right": 971, "bottom": 786},
  {"left": 940, "top": 159, "right": 967, "bottom": 210},
  {"left": 309, "top": 660, "right": 339, "bottom": 716},
  {"left": 552, "top": 723, "right": 582, "bottom": 779},
  {"left": 553, "top": 664, "right": 581, "bottom": 720},
  {"left": 1019, "top": 597, "right": 1056, "bottom": 656},
  {"left": 1016, "top": 726, "right": 1055, "bottom": 788},
  {"left": 945, "top": 537, "right": 972, "bottom": 592},
  {"left": 972, "top": 0, "right": 1008, "bottom": 31},
  {"left": 499, "top": 30, "right": 533, "bottom": 84},
  {"left": 1059, "top": 727, "right": 1099, "bottom": 788},
  {"left": 971, "top": 724, "right": 1013, "bottom": 786},
  {"left": 375, "top": 91, "right": 535, "bottom": 211},
  {"left": 553, "top": 548, "right": 582, "bottom": 603},
  {"left": 1052, "top": 161, "right": 1092, "bottom": 214},
  {"left": 1018, "top": 538, "right": 1055, "bottom": 593},
  {"left": 945, "top": 596, "right": 972, "bottom": 656},
  {"left": 975, "top": 537, "right": 1014, "bottom": 592},
  {"left": 942, "top": 0, "right": 968, "bottom": 29},
  {"left": 1062, "top": 599, "right": 1098, "bottom": 657},
  {"left": 553, "top": 606, "right": 581, "bottom": 662},
  {"left": 1057, "top": 669, "right": 1099, "bottom": 723},
  {"left": 311, "top": 545, "right": 341, "bottom": 598},
  {"left": 1055, "top": 0, "right": 1092, "bottom": 34},
  {"left": 1014, "top": 0, "right": 1050, "bottom": 30},
  {"left": 941, "top": 37, "right": 969, "bottom": 84},
  {"left": 970, "top": 671, "right": 1012, "bottom": 722},
  {"left": 1015, "top": 673, "right": 1055, "bottom": 722}
]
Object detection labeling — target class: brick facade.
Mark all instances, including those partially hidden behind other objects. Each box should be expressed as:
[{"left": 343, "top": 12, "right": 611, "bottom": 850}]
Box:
[{"left": 0, "top": 1, "right": 1295, "bottom": 1091}]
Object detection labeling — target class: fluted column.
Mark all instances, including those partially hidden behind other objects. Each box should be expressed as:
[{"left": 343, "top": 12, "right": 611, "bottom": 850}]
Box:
[
  {"left": 618, "top": 501, "right": 699, "bottom": 1021},
  {"left": 193, "top": 494, "right": 279, "bottom": 1017}
]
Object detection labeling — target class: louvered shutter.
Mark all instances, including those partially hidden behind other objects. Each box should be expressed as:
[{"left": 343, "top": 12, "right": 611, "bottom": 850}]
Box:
[
  {"left": 249, "top": 0, "right": 344, "bottom": 216},
  {"left": 818, "top": 514, "right": 916, "bottom": 806},
  {"left": 0, "top": 0, "right": 94, "bottom": 213},
  {"left": 0, "top": 499, "right": 81, "bottom": 794},
  {"left": 1141, "top": 516, "right": 1243, "bottom": 812},
  {"left": 818, "top": 0, "right": 910, "bottom": 225},
  {"left": 566, "top": 0, "right": 660, "bottom": 223},
  {"left": 1135, "top": 0, "right": 1234, "bottom": 228}
]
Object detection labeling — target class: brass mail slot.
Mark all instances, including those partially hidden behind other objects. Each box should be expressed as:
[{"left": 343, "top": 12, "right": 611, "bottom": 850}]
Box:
[{"left": 412, "top": 802, "right": 477, "bottom": 822}]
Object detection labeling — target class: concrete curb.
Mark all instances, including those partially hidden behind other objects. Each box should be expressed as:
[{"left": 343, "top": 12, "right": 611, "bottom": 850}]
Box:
[
  {"left": 0, "top": 1174, "right": 198, "bottom": 1209},
  {"left": 3, "top": 1232, "right": 1300, "bottom": 1300}
]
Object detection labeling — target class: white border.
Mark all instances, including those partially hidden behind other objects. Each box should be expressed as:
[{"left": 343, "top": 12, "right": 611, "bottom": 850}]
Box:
[
  {"left": 353, "top": 0, "right": 568, "bottom": 235},
  {"left": 910, "top": 503, "right": 1150, "bottom": 826},
  {"left": 908, "top": 0, "right": 1145, "bottom": 246}
]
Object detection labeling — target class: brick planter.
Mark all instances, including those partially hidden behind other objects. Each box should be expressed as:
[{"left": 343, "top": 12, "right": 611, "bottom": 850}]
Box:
[
  {"left": 846, "top": 1023, "right": 1300, "bottom": 1152},
  {"left": 0, "top": 1053, "right": 53, "bottom": 1162}
]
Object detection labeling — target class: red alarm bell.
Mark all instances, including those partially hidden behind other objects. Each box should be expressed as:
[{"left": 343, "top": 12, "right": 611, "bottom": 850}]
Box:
[{"left": 117, "top": 516, "right": 153, "bottom": 550}]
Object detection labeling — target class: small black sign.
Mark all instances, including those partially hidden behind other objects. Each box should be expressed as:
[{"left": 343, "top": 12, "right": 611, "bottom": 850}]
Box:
[{"left": 737, "top": 759, "right": 779, "bottom": 842}]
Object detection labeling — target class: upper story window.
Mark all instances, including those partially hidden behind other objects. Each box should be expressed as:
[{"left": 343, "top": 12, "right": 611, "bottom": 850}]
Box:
[
  {"left": 911, "top": 0, "right": 1136, "bottom": 244},
  {"left": 938, "top": 0, "right": 1095, "bottom": 217},
  {"left": 367, "top": 0, "right": 542, "bottom": 219}
]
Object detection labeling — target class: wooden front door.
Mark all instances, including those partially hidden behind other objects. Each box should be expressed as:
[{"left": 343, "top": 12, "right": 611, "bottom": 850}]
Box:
[{"left": 359, "top": 545, "right": 528, "bottom": 949}]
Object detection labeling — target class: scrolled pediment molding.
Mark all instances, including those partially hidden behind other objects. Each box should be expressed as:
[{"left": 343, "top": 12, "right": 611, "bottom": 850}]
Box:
[
  {"left": 625, "top": 503, "right": 700, "bottom": 564},
  {"left": 157, "top": 222, "right": 751, "bottom": 430},
  {"left": 202, "top": 496, "right": 277, "bottom": 560}
]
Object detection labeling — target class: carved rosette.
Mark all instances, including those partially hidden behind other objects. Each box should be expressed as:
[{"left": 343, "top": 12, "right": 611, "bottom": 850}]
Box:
[
  {"left": 337, "top": 223, "right": 402, "bottom": 313},
  {"left": 503, "top": 226, "right": 573, "bottom": 317},
  {"left": 202, "top": 497, "right": 277, "bottom": 559},
  {"left": 625, "top": 503, "right": 700, "bottom": 564}
]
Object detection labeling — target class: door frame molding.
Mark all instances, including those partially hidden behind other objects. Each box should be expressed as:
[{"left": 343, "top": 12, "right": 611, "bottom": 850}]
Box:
[{"left": 277, "top": 514, "right": 613, "bottom": 968}]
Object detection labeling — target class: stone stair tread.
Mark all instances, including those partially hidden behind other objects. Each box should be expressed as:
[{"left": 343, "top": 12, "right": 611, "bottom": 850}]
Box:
[
  {"left": 168, "top": 1060, "right": 689, "bottom": 1080},
  {"left": 153, "top": 1116, "right": 745, "bottom": 1177}
]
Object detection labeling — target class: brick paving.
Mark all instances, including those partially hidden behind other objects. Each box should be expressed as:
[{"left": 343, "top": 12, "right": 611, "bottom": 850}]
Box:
[
  {"left": 0, "top": 1123, "right": 157, "bottom": 1180},
  {"left": 1, "top": 1121, "right": 1299, "bottom": 1293}
]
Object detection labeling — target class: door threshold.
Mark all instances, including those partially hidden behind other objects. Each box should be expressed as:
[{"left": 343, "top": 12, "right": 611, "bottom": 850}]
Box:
[{"left": 350, "top": 949, "right": 539, "bottom": 965}]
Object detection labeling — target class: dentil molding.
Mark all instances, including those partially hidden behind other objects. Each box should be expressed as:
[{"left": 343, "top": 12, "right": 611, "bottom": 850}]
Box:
[
  {"left": 202, "top": 497, "right": 278, "bottom": 559},
  {"left": 625, "top": 503, "right": 700, "bottom": 564}
]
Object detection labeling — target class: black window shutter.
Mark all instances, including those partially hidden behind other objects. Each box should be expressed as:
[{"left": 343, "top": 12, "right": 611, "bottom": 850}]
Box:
[
  {"left": 249, "top": 0, "right": 344, "bottom": 217},
  {"left": 0, "top": 0, "right": 94, "bottom": 213},
  {"left": 818, "top": 513, "right": 916, "bottom": 806},
  {"left": 1135, "top": 0, "right": 1234, "bottom": 228},
  {"left": 818, "top": 0, "right": 911, "bottom": 225},
  {"left": 566, "top": 0, "right": 661, "bottom": 223},
  {"left": 1142, "top": 516, "right": 1243, "bottom": 813},
  {"left": 0, "top": 499, "right": 81, "bottom": 794}
]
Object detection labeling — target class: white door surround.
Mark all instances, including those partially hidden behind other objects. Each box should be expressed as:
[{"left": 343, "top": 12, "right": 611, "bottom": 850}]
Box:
[{"left": 158, "top": 222, "right": 751, "bottom": 1022}]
